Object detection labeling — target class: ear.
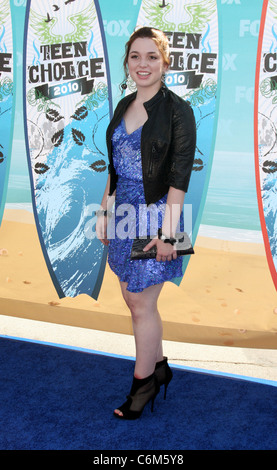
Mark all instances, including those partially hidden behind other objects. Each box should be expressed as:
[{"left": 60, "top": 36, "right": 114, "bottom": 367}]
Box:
[{"left": 163, "top": 63, "right": 169, "bottom": 74}]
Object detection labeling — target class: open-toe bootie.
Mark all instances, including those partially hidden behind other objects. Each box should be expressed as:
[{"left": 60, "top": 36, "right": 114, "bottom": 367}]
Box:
[
  {"left": 155, "top": 356, "right": 173, "bottom": 400},
  {"left": 114, "top": 373, "right": 160, "bottom": 420}
]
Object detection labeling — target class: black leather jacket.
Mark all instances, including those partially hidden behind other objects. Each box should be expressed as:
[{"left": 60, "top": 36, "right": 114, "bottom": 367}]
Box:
[{"left": 106, "top": 86, "right": 196, "bottom": 205}]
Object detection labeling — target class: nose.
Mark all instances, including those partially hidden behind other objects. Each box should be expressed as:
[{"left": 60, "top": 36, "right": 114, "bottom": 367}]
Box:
[{"left": 138, "top": 56, "right": 148, "bottom": 67}]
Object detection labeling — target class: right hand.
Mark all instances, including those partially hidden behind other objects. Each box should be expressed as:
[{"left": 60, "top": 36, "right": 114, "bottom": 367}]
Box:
[
  {"left": 143, "top": 237, "right": 177, "bottom": 262},
  {"left": 96, "top": 215, "right": 109, "bottom": 246}
]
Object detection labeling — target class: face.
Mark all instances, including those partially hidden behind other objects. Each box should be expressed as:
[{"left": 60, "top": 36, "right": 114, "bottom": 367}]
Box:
[{"left": 127, "top": 37, "right": 168, "bottom": 92}]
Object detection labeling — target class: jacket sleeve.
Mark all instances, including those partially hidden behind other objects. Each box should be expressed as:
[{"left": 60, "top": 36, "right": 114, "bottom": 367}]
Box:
[{"left": 166, "top": 100, "right": 196, "bottom": 193}]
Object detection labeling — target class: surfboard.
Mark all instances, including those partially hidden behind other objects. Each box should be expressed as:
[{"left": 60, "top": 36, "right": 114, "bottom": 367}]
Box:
[
  {"left": 0, "top": 0, "right": 14, "bottom": 226},
  {"left": 254, "top": 0, "right": 277, "bottom": 290},
  {"left": 23, "top": 0, "right": 112, "bottom": 298},
  {"left": 127, "top": 0, "right": 220, "bottom": 283}
]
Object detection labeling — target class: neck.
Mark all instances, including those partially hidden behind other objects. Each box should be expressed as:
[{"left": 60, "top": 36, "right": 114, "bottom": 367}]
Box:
[{"left": 135, "top": 82, "right": 162, "bottom": 104}]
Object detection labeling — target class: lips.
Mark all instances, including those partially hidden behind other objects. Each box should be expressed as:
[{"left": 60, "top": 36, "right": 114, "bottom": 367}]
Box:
[
  {"left": 90, "top": 159, "right": 107, "bottom": 173},
  {"left": 193, "top": 158, "right": 204, "bottom": 172},
  {"left": 263, "top": 160, "right": 277, "bottom": 173},
  {"left": 137, "top": 71, "right": 150, "bottom": 78}
]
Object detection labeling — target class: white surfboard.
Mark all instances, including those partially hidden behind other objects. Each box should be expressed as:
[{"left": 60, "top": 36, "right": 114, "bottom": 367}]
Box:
[
  {"left": 254, "top": 0, "right": 277, "bottom": 290},
  {"left": 0, "top": 0, "right": 14, "bottom": 226},
  {"left": 23, "top": 0, "right": 112, "bottom": 298},
  {"left": 127, "top": 0, "right": 219, "bottom": 284}
]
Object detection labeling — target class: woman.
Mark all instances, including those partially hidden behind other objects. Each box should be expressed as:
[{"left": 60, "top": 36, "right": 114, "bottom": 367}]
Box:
[{"left": 96, "top": 27, "right": 196, "bottom": 419}]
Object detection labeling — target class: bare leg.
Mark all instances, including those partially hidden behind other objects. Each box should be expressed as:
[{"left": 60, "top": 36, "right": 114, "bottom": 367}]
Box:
[{"left": 114, "top": 281, "right": 164, "bottom": 416}]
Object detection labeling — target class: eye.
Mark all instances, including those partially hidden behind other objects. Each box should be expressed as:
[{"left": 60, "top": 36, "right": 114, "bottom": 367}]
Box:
[
  {"left": 150, "top": 55, "right": 158, "bottom": 60},
  {"left": 130, "top": 54, "right": 139, "bottom": 60}
]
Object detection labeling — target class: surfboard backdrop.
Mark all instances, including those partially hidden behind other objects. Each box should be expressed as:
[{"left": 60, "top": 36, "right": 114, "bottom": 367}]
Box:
[
  {"left": 125, "top": 0, "right": 219, "bottom": 283},
  {"left": 0, "top": 0, "right": 14, "bottom": 227},
  {"left": 23, "top": 0, "right": 112, "bottom": 298},
  {"left": 255, "top": 0, "right": 277, "bottom": 290}
]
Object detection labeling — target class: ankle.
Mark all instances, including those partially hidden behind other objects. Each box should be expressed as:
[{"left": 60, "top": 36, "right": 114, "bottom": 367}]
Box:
[
  {"left": 131, "top": 373, "right": 155, "bottom": 395},
  {"left": 155, "top": 356, "right": 167, "bottom": 368}
]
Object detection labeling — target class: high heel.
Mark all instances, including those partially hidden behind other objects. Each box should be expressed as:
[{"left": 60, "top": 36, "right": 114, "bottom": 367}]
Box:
[
  {"left": 155, "top": 356, "right": 173, "bottom": 400},
  {"left": 114, "top": 373, "right": 160, "bottom": 420}
]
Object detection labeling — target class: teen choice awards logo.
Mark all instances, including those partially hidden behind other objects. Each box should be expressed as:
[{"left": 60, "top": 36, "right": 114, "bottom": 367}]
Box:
[
  {"left": 136, "top": 0, "right": 218, "bottom": 101},
  {"left": 25, "top": 0, "right": 109, "bottom": 179},
  {"left": 0, "top": 0, "right": 13, "bottom": 209},
  {"left": 133, "top": 0, "right": 218, "bottom": 177},
  {"left": 24, "top": 0, "right": 111, "bottom": 298}
]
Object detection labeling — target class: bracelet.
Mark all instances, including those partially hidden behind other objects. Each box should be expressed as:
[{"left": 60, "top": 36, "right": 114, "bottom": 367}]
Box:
[
  {"left": 95, "top": 209, "right": 113, "bottom": 218},
  {"left": 158, "top": 228, "right": 176, "bottom": 246}
]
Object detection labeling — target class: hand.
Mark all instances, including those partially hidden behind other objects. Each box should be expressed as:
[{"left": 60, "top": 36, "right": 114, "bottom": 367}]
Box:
[
  {"left": 96, "top": 215, "right": 109, "bottom": 246},
  {"left": 143, "top": 237, "right": 177, "bottom": 262}
]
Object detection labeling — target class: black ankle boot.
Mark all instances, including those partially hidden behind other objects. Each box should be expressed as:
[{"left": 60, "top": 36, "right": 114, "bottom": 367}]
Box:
[
  {"left": 114, "top": 373, "right": 160, "bottom": 420},
  {"left": 155, "top": 357, "right": 173, "bottom": 400}
]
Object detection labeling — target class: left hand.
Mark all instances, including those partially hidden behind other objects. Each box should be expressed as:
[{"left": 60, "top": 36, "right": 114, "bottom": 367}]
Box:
[{"left": 143, "top": 237, "right": 177, "bottom": 262}]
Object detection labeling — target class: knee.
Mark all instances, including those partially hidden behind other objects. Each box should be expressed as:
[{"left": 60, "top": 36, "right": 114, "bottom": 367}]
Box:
[{"left": 125, "top": 296, "right": 146, "bottom": 322}]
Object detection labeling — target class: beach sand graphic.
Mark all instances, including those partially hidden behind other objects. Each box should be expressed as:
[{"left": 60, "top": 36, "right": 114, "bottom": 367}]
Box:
[{"left": 0, "top": 207, "right": 276, "bottom": 349}]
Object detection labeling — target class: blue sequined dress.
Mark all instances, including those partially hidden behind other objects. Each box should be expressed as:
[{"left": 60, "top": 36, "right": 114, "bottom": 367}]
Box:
[{"left": 108, "top": 119, "right": 183, "bottom": 293}]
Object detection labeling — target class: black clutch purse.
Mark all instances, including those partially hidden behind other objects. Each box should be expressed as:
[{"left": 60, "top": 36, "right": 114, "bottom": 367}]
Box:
[{"left": 130, "top": 232, "right": 194, "bottom": 260}]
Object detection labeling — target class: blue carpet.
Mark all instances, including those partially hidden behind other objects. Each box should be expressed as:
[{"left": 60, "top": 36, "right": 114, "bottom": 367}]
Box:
[{"left": 0, "top": 336, "right": 277, "bottom": 451}]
